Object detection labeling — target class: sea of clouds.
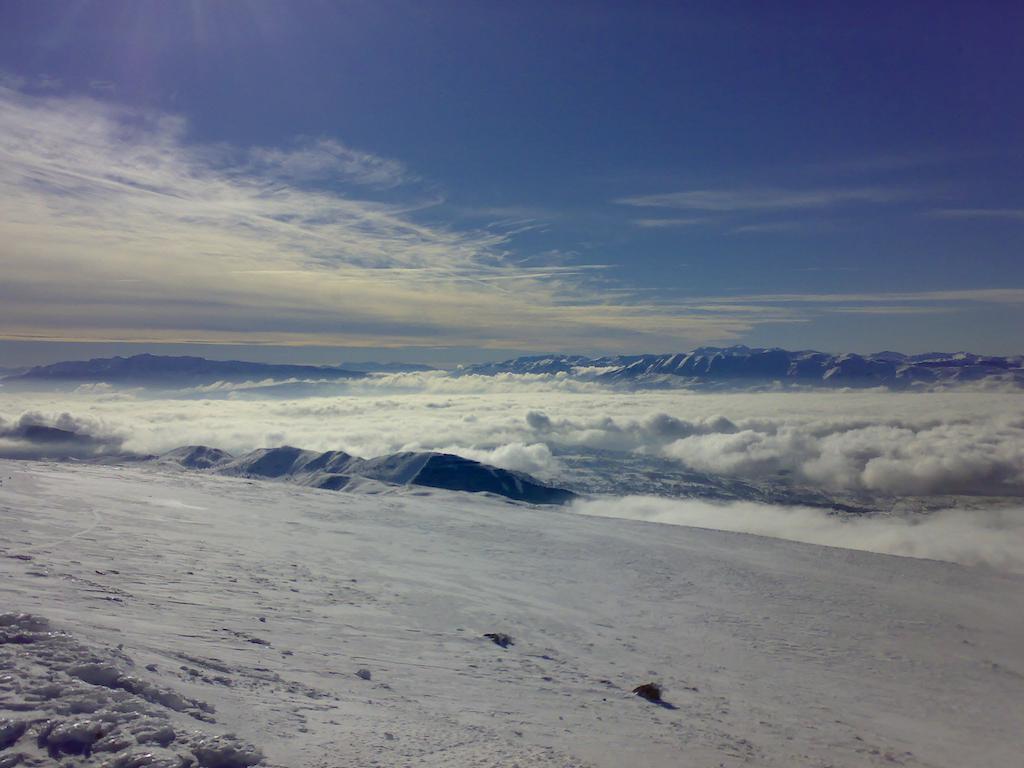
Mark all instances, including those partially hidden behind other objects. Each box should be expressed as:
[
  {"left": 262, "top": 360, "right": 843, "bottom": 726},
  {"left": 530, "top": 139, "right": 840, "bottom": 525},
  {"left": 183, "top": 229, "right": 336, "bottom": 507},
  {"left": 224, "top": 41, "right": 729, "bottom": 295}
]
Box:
[
  {"left": 2, "top": 372, "right": 1023, "bottom": 570},
  {"left": 3, "top": 372, "right": 1021, "bottom": 493},
  {"left": 571, "top": 496, "right": 1024, "bottom": 573}
]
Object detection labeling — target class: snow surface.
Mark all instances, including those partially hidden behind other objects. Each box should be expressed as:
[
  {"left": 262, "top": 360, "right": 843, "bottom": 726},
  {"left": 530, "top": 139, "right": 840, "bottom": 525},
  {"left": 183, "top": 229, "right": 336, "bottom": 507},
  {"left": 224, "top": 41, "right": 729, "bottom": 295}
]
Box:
[
  {"left": 1, "top": 460, "right": 1022, "bottom": 767},
  {"left": 0, "top": 611, "right": 262, "bottom": 767}
]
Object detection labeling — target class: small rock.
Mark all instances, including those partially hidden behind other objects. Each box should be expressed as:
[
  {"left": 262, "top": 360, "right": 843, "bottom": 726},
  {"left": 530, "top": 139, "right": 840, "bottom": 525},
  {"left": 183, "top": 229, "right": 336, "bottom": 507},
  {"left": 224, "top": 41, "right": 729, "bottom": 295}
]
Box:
[
  {"left": 632, "top": 682, "right": 663, "bottom": 703},
  {"left": 0, "top": 718, "right": 27, "bottom": 750},
  {"left": 483, "top": 632, "right": 513, "bottom": 648},
  {"left": 355, "top": 669, "right": 372, "bottom": 681}
]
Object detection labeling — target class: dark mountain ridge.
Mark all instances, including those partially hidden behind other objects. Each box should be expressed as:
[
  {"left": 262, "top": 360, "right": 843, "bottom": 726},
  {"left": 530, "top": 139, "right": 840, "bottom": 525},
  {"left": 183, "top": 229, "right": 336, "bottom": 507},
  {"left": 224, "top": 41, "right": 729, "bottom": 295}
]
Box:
[
  {"left": 462, "top": 346, "right": 1024, "bottom": 388},
  {"left": 4, "top": 354, "right": 365, "bottom": 386},
  {"left": 159, "top": 445, "right": 576, "bottom": 505}
]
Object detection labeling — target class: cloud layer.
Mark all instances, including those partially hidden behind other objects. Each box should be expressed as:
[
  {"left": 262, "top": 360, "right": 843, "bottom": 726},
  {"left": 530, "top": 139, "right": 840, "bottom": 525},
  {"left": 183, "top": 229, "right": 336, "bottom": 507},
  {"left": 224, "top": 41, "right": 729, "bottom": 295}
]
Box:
[
  {"left": 616, "top": 186, "right": 912, "bottom": 211},
  {"left": 571, "top": 496, "right": 1024, "bottom": 573},
  {"left": 0, "top": 412, "right": 124, "bottom": 460},
  {"left": 660, "top": 419, "right": 1024, "bottom": 496},
  {"left": 2, "top": 383, "right": 1022, "bottom": 570},
  {"left": 1, "top": 381, "right": 1022, "bottom": 498},
  {"left": 3, "top": 381, "right": 1022, "bottom": 573}
]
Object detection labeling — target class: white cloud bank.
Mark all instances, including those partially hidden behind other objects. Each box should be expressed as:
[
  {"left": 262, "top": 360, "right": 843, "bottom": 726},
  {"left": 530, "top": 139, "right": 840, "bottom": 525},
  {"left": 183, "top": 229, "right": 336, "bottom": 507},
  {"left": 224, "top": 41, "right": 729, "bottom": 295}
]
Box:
[
  {"left": 1, "top": 385, "right": 1022, "bottom": 498},
  {"left": 517, "top": 397, "right": 1024, "bottom": 496},
  {"left": 434, "top": 442, "right": 557, "bottom": 476},
  {"left": 572, "top": 496, "right": 1024, "bottom": 573},
  {"left": 660, "top": 419, "right": 1024, "bottom": 496},
  {"left": 2, "top": 384, "right": 1023, "bottom": 571}
]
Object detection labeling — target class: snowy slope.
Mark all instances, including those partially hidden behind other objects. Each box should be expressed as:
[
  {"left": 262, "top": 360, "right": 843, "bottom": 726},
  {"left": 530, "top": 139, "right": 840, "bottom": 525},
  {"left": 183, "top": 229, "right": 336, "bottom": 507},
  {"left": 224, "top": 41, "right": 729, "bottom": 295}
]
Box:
[{"left": 1, "top": 460, "right": 1022, "bottom": 767}]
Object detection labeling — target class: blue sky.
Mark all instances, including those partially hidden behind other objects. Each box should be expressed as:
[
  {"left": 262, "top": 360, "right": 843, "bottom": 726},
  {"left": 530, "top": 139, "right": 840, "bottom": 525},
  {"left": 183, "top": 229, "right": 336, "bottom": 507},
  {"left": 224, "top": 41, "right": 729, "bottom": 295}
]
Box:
[{"left": 1, "top": 1, "right": 1022, "bottom": 365}]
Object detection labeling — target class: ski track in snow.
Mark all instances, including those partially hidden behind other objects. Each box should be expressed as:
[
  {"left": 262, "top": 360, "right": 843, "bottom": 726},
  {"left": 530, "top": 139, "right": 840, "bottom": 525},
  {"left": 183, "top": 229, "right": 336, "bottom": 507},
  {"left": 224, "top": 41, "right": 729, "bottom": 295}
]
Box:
[{"left": 0, "top": 459, "right": 1022, "bottom": 767}]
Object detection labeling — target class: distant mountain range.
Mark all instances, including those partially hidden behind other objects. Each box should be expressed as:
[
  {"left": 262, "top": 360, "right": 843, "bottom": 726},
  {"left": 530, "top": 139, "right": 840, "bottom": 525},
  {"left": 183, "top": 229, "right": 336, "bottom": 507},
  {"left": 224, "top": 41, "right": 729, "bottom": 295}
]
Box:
[
  {"left": 0, "top": 354, "right": 432, "bottom": 387},
  {"left": 462, "top": 346, "right": 1024, "bottom": 389},
  {"left": 159, "top": 445, "right": 575, "bottom": 505},
  {"left": 2, "top": 348, "right": 1021, "bottom": 390}
]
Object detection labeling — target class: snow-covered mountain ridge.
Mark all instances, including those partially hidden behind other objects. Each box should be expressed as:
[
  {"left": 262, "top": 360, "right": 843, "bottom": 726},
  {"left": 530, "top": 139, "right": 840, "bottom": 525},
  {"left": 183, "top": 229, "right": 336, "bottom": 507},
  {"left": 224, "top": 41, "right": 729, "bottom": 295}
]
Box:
[
  {"left": 158, "top": 445, "right": 576, "bottom": 505},
  {"left": 463, "top": 346, "right": 1024, "bottom": 388},
  {"left": 5, "top": 347, "right": 1022, "bottom": 391}
]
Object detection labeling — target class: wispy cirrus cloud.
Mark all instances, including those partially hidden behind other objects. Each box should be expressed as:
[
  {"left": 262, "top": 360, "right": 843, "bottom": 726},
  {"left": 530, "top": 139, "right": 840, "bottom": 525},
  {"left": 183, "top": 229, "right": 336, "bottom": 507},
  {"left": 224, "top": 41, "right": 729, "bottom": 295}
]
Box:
[
  {"left": 88, "top": 79, "right": 117, "bottom": 94},
  {"left": 827, "top": 305, "right": 955, "bottom": 316},
  {"left": 729, "top": 221, "right": 803, "bottom": 234},
  {"left": 631, "top": 217, "right": 710, "bottom": 228},
  {"left": 0, "top": 85, "right": 794, "bottom": 351},
  {"left": 247, "top": 137, "right": 413, "bottom": 188},
  {"left": 695, "top": 289, "right": 1024, "bottom": 305},
  {"left": 4, "top": 84, "right": 1016, "bottom": 353},
  {"left": 452, "top": 204, "right": 554, "bottom": 221},
  {"left": 926, "top": 208, "right": 1024, "bottom": 220},
  {"left": 616, "top": 186, "right": 915, "bottom": 212},
  {"left": 672, "top": 289, "right": 1024, "bottom": 324}
]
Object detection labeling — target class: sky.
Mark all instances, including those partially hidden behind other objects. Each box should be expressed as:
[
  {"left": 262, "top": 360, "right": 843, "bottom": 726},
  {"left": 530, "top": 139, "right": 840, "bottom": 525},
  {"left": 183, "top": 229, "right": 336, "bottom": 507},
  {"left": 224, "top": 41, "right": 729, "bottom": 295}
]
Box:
[{"left": 1, "top": 0, "right": 1023, "bottom": 366}]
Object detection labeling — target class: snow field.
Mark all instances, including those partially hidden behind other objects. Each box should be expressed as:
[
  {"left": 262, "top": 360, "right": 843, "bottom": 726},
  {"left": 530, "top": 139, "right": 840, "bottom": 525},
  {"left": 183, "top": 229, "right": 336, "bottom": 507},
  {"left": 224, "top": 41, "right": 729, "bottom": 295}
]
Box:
[{"left": 1, "top": 460, "right": 1022, "bottom": 767}]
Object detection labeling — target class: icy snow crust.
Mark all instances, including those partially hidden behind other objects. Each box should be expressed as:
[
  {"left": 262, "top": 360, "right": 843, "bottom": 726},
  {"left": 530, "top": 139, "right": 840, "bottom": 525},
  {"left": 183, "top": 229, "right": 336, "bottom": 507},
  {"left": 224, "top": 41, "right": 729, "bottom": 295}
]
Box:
[
  {"left": 0, "top": 613, "right": 262, "bottom": 767},
  {"left": 1, "top": 460, "right": 1023, "bottom": 767}
]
